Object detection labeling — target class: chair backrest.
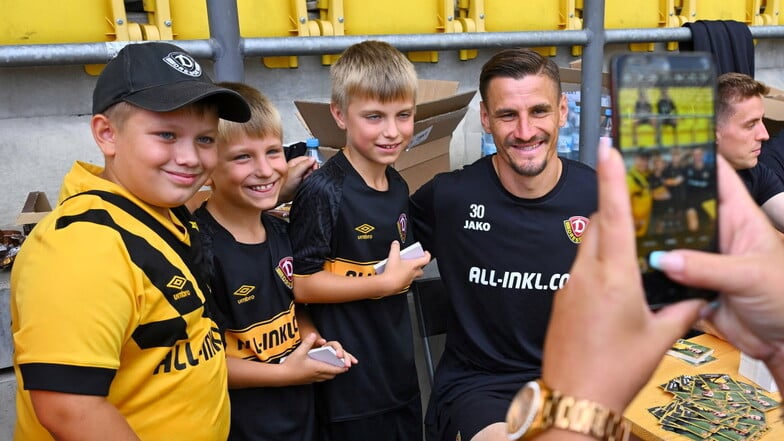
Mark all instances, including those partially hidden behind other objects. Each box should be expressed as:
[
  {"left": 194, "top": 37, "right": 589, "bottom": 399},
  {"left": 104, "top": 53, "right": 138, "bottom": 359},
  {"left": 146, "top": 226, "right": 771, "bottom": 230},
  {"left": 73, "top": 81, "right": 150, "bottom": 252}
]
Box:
[
  {"left": 679, "top": 0, "right": 765, "bottom": 24},
  {"left": 475, "top": 0, "right": 582, "bottom": 57},
  {"left": 411, "top": 276, "right": 449, "bottom": 386},
  {"left": 603, "top": 0, "right": 682, "bottom": 51},
  {"left": 167, "top": 0, "right": 317, "bottom": 68},
  {"left": 317, "top": 0, "right": 458, "bottom": 63},
  {"left": 0, "top": 0, "right": 135, "bottom": 45}
]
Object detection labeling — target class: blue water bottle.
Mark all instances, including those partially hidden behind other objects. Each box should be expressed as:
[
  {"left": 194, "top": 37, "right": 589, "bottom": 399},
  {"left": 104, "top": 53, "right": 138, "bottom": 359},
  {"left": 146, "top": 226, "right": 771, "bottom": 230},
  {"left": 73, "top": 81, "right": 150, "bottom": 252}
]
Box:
[
  {"left": 481, "top": 132, "right": 497, "bottom": 157},
  {"left": 305, "top": 137, "right": 323, "bottom": 167}
]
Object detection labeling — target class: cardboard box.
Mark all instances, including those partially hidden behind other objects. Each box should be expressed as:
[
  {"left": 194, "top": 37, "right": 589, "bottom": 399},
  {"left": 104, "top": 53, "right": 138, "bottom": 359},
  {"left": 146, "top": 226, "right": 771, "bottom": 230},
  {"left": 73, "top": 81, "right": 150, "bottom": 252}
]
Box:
[
  {"left": 294, "top": 79, "right": 475, "bottom": 193},
  {"left": 764, "top": 87, "right": 784, "bottom": 137},
  {"left": 16, "top": 191, "right": 52, "bottom": 234}
]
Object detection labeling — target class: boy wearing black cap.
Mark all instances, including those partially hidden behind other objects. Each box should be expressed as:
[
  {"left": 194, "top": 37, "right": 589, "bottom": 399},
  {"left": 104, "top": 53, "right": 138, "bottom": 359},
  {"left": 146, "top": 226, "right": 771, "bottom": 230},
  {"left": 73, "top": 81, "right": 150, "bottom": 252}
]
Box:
[{"left": 10, "top": 42, "right": 250, "bottom": 440}]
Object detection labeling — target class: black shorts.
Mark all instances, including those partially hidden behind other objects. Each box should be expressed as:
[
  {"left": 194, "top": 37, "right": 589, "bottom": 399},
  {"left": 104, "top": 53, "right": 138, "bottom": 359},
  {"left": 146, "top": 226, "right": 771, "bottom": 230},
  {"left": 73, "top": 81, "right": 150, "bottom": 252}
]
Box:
[
  {"left": 426, "top": 387, "right": 513, "bottom": 441},
  {"left": 320, "top": 397, "right": 423, "bottom": 441}
]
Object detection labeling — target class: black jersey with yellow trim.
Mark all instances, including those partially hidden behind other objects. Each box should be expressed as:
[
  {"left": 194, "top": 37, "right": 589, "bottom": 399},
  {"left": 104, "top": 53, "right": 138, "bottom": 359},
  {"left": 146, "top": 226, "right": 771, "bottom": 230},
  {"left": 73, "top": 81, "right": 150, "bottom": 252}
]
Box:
[
  {"left": 289, "top": 151, "right": 420, "bottom": 422},
  {"left": 195, "top": 207, "right": 317, "bottom": 441},
  {"left": 411, "top": 155, "right": 597, "bottom": 403}
]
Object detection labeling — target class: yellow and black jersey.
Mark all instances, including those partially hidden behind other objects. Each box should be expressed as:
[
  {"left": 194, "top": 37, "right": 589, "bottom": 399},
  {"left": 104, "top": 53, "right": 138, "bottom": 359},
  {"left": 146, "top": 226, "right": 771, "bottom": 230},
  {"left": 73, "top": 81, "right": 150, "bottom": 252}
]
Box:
[
  {"left": 410, "top": 156, "right": 597, "bottom": 414},
  {"left": 11, "top": 161, "right": 229, "bottom": 440},
  {"left": 289, "top": 151, "right": 419, "bottom": 422},
  {"left": 628, "top": 167, "right": 653, "bottom": 237},
  {"left": 194, "top": 207, "right": 316, "bottom": 441}
]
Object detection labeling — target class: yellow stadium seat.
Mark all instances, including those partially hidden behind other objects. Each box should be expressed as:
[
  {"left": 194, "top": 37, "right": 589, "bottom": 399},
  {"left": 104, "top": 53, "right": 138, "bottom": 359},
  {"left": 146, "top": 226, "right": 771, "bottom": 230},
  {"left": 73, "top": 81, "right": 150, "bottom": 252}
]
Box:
[
  {"left": 0, "top": 0, "right": 140, "bottom": 45},
  {"left": 760, "top": 0, "right": 781, "bottom": 25},
  {"left": 679, "top": 0, "right": 766, "bottom": 25},
  {"left": 459, "top": 0, "right": 581, "bottom": 57},
  {"left": 0, "top": 0, "right": 144, "bottom": 74},
  {"left": 600, "top": 0, "right": 682, "bottom": 51},
  {"left": 315, "top": 0, "right": 461, "bottom": 63},
  {"left": 168, "top": 0, "right": 319, "bottom": 68}
]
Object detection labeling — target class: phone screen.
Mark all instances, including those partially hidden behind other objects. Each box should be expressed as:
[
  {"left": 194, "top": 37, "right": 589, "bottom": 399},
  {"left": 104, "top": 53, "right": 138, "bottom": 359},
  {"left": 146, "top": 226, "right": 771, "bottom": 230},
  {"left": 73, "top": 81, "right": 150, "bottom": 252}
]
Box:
[{"left": 611, "top": 53, "right": 718, "bottom": 308}]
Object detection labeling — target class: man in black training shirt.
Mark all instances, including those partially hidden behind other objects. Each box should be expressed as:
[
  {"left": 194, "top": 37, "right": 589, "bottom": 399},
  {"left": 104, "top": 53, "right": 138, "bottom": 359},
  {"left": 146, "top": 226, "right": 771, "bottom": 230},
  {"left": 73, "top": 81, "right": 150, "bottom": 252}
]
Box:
[
  {"left": 716, "top": 73, "right": 784, "bottom": 232},
  {"left": 410, "top": 48, "right": 598, "bottom": 441}
]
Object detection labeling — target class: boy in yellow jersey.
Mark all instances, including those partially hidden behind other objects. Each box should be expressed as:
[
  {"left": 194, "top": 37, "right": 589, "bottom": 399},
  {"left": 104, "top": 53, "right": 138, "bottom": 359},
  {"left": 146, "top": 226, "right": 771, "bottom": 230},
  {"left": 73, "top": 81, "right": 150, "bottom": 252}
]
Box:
[
  {"left": 628, "top": 149, "right": 653, "bottom": 236},
  {"left": 193, "top": 82, "right": 356, "bottom": 441},
  {"left": 288, "top": 40, "right": 432, "bottom": 441},
  {"left": 11, "top": 42, "right": 250, "bottom": 440}
]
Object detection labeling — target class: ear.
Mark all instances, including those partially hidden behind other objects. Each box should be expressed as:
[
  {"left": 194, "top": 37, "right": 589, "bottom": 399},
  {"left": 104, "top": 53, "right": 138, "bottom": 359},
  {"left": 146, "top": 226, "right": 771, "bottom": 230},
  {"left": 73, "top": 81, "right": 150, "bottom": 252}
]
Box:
[
  {"left": 479, "top": 101, "right": 491, "bottom": 133},
  {"left": 558, "top": 93, "right": 568, "bottom": 128},
  {"left": 330, "top": 103, "right": 347, "bottom": 130},
  {"left": 91, "top": 114, "right": 118, "bottom": 157}
]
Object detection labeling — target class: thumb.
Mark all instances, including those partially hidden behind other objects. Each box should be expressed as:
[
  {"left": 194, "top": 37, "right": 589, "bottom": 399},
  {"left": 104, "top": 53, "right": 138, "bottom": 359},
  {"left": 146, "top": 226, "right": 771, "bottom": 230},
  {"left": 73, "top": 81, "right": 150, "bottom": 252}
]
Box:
[
  {"left": 386, "top": 241, "right": 401, "bottom": 261},
  {"left": 651, "top": 250, "right": 757, "bottom": 294},
  {"left": 296, "top": 333, "right": 318, "bottom": 352}
]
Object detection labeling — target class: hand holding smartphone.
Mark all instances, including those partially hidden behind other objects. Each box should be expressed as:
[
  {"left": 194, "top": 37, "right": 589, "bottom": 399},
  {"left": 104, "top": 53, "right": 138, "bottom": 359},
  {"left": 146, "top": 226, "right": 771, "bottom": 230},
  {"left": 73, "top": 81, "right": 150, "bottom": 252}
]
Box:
[
  {"left": 280, "top": 346, "right": 346, "bottom": 367},
  {"left": 373, "top": 242, "right": 425, "bottom": 274},
  {"left": 609, "top": 52, "right": 719, "bottom": 308}
]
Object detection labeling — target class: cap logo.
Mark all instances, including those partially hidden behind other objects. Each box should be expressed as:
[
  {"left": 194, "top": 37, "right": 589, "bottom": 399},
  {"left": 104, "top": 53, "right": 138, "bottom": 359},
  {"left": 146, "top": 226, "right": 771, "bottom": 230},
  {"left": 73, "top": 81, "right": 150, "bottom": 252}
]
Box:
[{"left": 162, "top": 51, "right": 202, "bottom": 78}]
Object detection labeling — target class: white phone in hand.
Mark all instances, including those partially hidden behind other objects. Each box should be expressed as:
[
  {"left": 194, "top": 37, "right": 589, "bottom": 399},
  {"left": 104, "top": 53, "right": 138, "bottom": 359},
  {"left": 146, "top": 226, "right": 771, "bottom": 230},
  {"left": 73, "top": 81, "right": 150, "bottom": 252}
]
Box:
[
  {"left": 373, "top": 241, "right": 425, "bottom": 274},
  {"left": 306, "top": 346, "right": 345, "bottom": 367},
  {"left": 279, "top": 346, "right": 345, "bottom": 367}
]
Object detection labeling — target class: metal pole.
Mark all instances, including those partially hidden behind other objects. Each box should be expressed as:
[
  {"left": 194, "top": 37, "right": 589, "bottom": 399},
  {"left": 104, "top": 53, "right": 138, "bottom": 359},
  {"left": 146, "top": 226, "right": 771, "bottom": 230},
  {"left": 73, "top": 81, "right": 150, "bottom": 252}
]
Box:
[
  {"left": 579, "top": 0, "right": 607, "bottom": 167},
  {"left": 206, "top": 0, "right": 244, "bottom": 82},
  {"left": 241, "top": 30, "right": 589, "bottom": 56},
  {"left": 3, "top": 27, "right": 784, "bottom": 68}
]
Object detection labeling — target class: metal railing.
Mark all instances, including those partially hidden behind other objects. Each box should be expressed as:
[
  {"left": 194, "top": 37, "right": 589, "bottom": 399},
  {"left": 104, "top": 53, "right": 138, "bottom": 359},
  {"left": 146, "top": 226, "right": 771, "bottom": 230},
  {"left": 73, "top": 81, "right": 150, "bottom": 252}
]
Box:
[{"left": 2, "top": 1, "right": 784, "bottom": 165}]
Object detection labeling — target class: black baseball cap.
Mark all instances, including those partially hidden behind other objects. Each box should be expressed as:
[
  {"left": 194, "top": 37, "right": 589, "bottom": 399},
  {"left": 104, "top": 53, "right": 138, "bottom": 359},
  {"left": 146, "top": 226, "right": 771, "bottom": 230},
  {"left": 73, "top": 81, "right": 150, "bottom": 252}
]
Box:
[{"left": 92, "top": 42, "right": 251, "bottom": 122}]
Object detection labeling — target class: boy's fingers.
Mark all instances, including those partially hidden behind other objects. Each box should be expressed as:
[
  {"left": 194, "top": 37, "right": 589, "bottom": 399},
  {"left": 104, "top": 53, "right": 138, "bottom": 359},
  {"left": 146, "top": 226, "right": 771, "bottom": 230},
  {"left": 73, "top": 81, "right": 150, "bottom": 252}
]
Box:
[{"left": 299, "top": 333, "right": 318, "bottom": 350}]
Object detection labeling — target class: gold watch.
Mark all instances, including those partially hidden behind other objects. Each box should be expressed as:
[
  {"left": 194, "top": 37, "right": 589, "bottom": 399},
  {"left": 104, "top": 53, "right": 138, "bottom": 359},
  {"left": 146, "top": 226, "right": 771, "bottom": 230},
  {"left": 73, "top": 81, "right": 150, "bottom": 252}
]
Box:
[{"left": 506, "top": 379, "right": 630, "bottom": 441}]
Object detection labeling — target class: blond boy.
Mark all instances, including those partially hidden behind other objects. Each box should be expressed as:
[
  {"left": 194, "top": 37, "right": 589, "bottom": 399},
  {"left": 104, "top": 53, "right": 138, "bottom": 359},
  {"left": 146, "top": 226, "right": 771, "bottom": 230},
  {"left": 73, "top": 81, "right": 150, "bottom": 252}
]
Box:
[
  {"left": 288, "top": 40, "right": 431, "bottom": 440},
  {"left": 193, "top": 82, "right": 355, "bottom": 441}
]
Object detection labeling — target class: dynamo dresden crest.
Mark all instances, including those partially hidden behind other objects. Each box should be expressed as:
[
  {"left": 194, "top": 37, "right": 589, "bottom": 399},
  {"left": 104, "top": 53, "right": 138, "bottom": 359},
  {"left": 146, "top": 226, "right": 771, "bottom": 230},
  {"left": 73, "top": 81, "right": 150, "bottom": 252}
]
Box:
[
  {"left": 276, "top": 257, "right": 294, "bottom": 289},
  {"left": 563, "top": 215, "right": 589, "bottom": 244},
  {"left": 397, "top": 213, "right": 408, "bottom": 243}
]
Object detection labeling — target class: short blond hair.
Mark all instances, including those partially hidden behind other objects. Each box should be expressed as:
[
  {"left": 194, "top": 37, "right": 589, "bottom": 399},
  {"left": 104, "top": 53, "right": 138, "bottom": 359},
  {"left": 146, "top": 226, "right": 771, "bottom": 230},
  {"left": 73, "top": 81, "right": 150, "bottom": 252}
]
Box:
[
  {"left": 330, "top": 40, "right": 418, "bottom": 111},
  {"left": 215, "top": 82, "right": 282, "bottom": 144}
]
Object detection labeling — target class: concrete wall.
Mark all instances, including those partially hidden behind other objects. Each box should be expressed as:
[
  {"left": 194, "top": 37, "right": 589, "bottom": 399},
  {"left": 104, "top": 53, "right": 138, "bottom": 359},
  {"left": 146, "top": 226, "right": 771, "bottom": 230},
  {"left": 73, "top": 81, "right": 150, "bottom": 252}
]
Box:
[{"left": 1, "top": 271, "right": 14, "bottom": 441}]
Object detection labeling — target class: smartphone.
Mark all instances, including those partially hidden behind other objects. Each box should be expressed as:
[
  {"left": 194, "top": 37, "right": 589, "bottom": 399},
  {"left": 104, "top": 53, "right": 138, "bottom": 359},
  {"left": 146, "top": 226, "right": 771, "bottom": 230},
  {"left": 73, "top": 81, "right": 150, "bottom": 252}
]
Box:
[{"left": 609, "top": 52, "right": 719, "bottom": 308}]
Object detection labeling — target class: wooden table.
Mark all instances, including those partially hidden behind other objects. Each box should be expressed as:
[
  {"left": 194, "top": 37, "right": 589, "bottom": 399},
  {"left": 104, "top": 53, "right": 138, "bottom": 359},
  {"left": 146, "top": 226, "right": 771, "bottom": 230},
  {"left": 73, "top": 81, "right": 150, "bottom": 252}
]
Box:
[{"left": 624, "top": 334, "right": 783, "bottom": 441}]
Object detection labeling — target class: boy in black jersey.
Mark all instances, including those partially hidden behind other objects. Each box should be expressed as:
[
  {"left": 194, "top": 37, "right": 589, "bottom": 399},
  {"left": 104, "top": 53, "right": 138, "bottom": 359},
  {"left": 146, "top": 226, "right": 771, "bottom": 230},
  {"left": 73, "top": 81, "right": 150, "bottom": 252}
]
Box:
[
  {"left": 288, "top": 40, "right": 432, "bottom": 441},
  {"left": 193, "top": 82, "right": 355, "bottom": 441},
  {"left": 410, "top": 48, "right": 598, "bottom": 441}
]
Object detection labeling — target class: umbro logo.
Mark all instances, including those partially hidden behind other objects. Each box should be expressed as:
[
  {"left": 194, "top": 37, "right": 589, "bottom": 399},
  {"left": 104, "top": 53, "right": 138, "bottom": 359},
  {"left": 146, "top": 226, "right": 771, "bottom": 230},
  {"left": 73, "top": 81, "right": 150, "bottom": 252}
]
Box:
[
  {"left": 355, "top": 224, "right": 374, "bottom": 234},
  {"left": 233, "top": 285, "right": 256, "bottom": 296},
  {"left": 355, "top": 223, "right": 374, "bottom": 240},
  {"left": 167, "top": 276, "right": 192, "bottom": 300},
  {"left": 234, "top": 285, "right": 256, "bottom": 305},
  {"left": 166, "top": 276, "right": 187, "bottom": 290}
]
